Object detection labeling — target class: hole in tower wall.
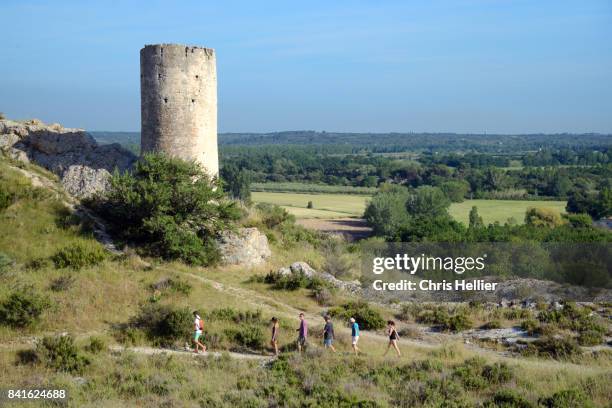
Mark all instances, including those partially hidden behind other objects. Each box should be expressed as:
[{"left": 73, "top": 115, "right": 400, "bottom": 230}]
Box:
[
  {"left": 164, "top": 98, "right": 168, "bottom": 103},
  {"left": 192, "top": 99, "right": 195, "bottom": 103},
  {"left": 195, "top": 75, "right": 199, "bottom": 79}
]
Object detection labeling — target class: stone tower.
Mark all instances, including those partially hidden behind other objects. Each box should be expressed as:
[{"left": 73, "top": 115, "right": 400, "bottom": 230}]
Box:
[{"left": 140, "top": 44, "right": 218, "bottom": 177}]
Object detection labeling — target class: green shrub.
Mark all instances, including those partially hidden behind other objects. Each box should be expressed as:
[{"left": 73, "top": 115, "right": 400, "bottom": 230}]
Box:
[
  {"left": 328, "top": 301, "right": 385, "bottom": 330},
  {"left": 90, "top": 153, "right": 240, "bottom": 265},
  {"left": 482, "top": 362, "right": 514, "bottom": 384},
  {"left": 538, "top": 388, "right": 595, "bottom": 408},
  {"left": 37, "top": 335, "right": 90, "bottom": 373},
  {"left": 26, "top": 257, "right": 51, "bottom": 271},
  {"left": 0, "top": 252, "right": 13, "bottom": 274},
  {"left": 150, "top": 277, "right": 192, "bottom": 295},
  {"left": 86, "top": 336, "right": 107, "bottom": 354},
  {"left": 51, "top": 243, "right": 106, "bottom": 270},
  {"left": 0, "top": 289, "right": 50, "bottom": 328},
  {"left": 453, "top": 357, "right": 488, "bottom": 390},
  {"left": 224, "top": 324, "right": 265, "bottom": 350},
  {"left": 503, "top": 308, "right": 532, "bottom": 320},
  {"left": 522, "top": 336, "right": 581, "bottom": 360},
  {"left": 454, "top": 358, "right": 514, "bottom": 390},
  {"left": 484, "top": 389, "right": 534, "bottom": 408},
  {"left": 481, "top": 320, "right": 502, "bottom": 330},
  {"left": 313, "top": 287, "right": 333, "bottom": 306},
  {"left": 49, "top": 275, "right": 76, "bottom": 292},
  {"left": 578, "top": 330, "right": 604, "bottom": 346},
  {"left": 520, "top": 319, "right": 539, "bottom": 335},
  {"left": 0, "top": 189, "right": 15, "bottom": 211},
  {"left": 443, "top": 312, "right": 473, "bottom": 332},
  {"left": 207, "top": 308, "right": 264, "bottom": 324},
  {"left": 255, "top": 203, "right": 293, "bottom": 229},
  {"left": 273, "top": 272, "right": 309, "bottom": 291},
  {"left": 130, "top": 304, "right": 192, "bottom": 346}
]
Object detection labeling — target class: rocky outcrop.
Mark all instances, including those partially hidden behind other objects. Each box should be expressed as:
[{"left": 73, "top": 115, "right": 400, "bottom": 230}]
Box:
[
  {"left": 61, "top": 165, "right": 111, "bottom": 199},
  {"left": 0, "top": 119, "right": 136, "bottom": 198},
  {"left": 217, "top": 227, "right": 271, "bottom": 266},
  {"left": 277, "top": 261, "right": 362, "bottom": 294}
]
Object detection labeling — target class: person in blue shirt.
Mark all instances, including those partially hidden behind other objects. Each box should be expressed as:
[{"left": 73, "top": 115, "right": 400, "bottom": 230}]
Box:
[{"left": 350, "top": 317, "right": 360, "bottom": 355}]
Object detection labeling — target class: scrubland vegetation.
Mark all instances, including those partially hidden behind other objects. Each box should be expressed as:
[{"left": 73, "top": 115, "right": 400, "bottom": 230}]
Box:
[{"left": 1, "top": 152, "right": 610, "bottom": 406}]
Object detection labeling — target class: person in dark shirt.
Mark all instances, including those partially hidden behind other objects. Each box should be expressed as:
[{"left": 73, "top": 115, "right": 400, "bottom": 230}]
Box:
[
  {"left": 296, "top": 313, "right": 307, "bottom": 354},
  {"left": 383, "top": 320, "right": 401, "bottom": 357},
  {"left": 322, "top": 315, "right": 336, "bottom": 352}
]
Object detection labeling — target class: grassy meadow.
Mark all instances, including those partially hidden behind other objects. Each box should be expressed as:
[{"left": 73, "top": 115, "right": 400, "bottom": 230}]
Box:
[{"left": 252, "top": 191, "right": 566, "bottom": 225}]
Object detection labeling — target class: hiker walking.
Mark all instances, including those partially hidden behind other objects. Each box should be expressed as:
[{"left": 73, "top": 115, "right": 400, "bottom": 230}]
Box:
[
  {"left": 322, "top": 315, "right": 336, "bottom": 352},
  {"left": 270, "top": 317, "right": 280, "bottom": 356},
  {"left": 383, "top": 320, "right": 401, "bottom": 357},
  {"left": 296, "top": 313, "right": 308, "bottom": 354},
  {"left": 193, "top": 311, "right": 206, "bottom": 353},
  {"left": 350, "top": 317, "right": 360, "bottom": 355}
]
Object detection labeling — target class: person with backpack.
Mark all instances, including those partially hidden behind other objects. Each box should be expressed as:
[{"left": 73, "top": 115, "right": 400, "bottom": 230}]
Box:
[
  {"left": 270, "top": 317, "right": 280, "bottom": 356},
  {"left": 193, "top": 311, "right": 206, "bottom": 353},
  {"left": 322, "top": 315, "right": 336, "bottom": 352},
  {"left": 383, "top": 320, "right": 401, "bottom": 357},
  {"left": 350, "top": 317, "right": 360, "bottom": 355}
]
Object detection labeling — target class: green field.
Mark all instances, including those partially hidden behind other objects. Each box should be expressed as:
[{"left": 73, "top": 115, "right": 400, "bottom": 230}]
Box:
[
  {"left": 252, "top": 192, "right": 566, "bottom": 224},
  {"left": 449, "top": 199, "right": 567, "bottom": 225},
  {"left": 252, "top": 192, "right": 367, "bottom": 218}
]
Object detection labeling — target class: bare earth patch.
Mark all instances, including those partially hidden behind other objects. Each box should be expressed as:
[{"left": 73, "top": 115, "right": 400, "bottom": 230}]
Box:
[{"left": 297, "top": 217, "right": 372, "bottom": 241}]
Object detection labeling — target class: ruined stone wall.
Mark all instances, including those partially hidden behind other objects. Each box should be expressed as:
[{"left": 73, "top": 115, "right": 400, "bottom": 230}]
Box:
[{"left": 140, "top": 44, "right": 218, "bottom": 177}]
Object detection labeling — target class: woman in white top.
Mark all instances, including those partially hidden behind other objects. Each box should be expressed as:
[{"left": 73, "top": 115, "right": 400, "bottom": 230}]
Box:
[{"left": 193, "top": 311, "right": 207, "bottom": 353}]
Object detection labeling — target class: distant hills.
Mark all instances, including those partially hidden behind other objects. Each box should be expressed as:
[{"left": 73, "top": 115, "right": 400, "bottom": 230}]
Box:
[{"left": 91, "top": 131, "right": 611, "bottom": 154}]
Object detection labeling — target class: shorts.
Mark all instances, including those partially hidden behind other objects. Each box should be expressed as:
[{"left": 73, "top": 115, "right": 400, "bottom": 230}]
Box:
[
  {"left": 297, "top": 336, "right": 307, "bottom": 346},
  {"left": 194, "top": 331, "right": 202, "bottom": 341},
  {"left": 352, "top": 336, "right": 359, "bottom": 345},
  {"left": 324, "top": 338, "right": 333, "bottom": 346}
]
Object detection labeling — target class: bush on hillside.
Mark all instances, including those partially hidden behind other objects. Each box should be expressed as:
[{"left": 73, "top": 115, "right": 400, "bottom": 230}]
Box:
[
  {"left": 207, "top": 308, "right": 264, "bottom": 324},
  {"left": 49, "top": 275, "right": 76, "bottom": 292},
  {"left": 453, "top": 357, "right": 514, "bottom": 390},
  {"left": 51, "top": 243, "right": 107, "bottom": 270},
  {"left": 578, "top": 330, "right": 604, "bottom": 346},
  {"left": 36, "top": 335, "right": 90, "bottom": 373},
  {"left": 0, "top": 252, "right": 13, "bottom": 274},
  {"left": 90, "top": 153, "right": 240, "bottom": 265},
  {"left": 483, "top": 389, "right": 534, "bottom": 408},
  {"left": 224, "top": 325, "right": 265, "bottom": 350},
  {"left": 538, "top": 388, "right": 595, "bottom": 408},
  {"left": 0, "top": 289, "right": 50, "bottom": 328},
  {"left": 130, "top": 304, "right": 192, "bottom": 346},
  {"left": 328, "top": 301, "right": 385, "bottom": 330},
  {"left": 521, "top": 336, "right": 582, "bottom": 360},
  {"left": 0, "top": 189, "right": 15, "bottom": 211},
  {"left": 86, "top": 336, "right": 107, "bottom": 354}
]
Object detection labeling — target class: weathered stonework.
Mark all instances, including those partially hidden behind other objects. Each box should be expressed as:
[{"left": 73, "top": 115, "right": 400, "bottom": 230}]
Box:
[{"left": 140, "top": 44, "right": 219, "bottom": 177}]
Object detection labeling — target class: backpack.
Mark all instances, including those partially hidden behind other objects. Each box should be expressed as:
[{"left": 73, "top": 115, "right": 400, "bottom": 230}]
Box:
[{"left": 198, "top": 319, "right": 204, "bottom": 331}]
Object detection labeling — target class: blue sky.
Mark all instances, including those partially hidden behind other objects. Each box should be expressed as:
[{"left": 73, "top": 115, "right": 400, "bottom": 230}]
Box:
[{"left": 1, "top": 0, "right": 611, "bottom": 133}]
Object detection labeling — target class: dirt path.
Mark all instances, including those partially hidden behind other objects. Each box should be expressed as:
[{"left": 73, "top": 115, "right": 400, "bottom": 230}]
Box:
[{"left": 109, "top": 345, "right": 271, "bottom": 361}]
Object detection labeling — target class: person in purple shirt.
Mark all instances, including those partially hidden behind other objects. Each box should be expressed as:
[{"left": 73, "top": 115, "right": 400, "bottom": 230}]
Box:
[{"left": 296, "top": 312, "right": 307, "bottom": 353}]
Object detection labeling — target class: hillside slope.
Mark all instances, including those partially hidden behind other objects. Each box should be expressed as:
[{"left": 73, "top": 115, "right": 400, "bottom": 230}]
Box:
[{"left": 0, "top": 156, "right": 610, "bottom": 407}]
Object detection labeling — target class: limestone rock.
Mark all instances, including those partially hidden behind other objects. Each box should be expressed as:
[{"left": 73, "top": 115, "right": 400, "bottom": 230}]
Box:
[
  {"left": 217, "top": 227, "right": 271, "bottom": 266},
  {"left": 0, "top": 118, "right": 136, "bottom": 198},
  {"left": 61, "top": 165, "right": 111, "bottom": 199},
  {"left": 289, "top": 261, "right": 317, "bottom": 278},
  {"left": 277, "top": 267, "right": 292, "bottom": 276},
  {"left": 276, "top": 261, "right": 362, "bottom": 294}
]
